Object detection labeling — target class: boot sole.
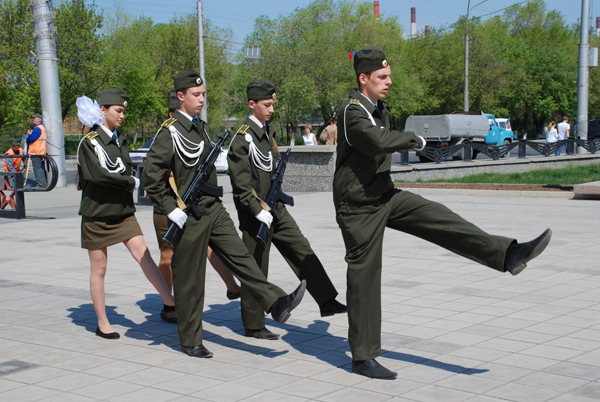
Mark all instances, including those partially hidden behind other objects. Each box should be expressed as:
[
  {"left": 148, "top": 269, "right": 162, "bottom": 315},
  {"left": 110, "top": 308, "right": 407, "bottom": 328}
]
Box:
[{"left": 274, "top": 280, "right": 307, "bottom": 324}]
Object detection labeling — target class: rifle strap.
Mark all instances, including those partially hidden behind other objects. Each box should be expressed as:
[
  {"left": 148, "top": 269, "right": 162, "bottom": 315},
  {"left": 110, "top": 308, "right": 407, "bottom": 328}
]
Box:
[
  {"left": 168, "top": 171, "right": 187, "bottom": 210},
  {"left": 252, "top": 188, "right": 271, "bottom": 212},
  {"left": 271, "top": 137, "right": 280, "bottom": 158}
]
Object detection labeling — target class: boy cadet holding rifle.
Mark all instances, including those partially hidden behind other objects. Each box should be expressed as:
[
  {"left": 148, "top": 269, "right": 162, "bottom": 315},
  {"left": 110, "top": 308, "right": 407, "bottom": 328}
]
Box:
[
  {"left": 334, "top": 47, "right": 552, "bottom": 379},
  {"left": 227, "top": 79, "right": 346, "bottom": 341},
  {"left": 142, "top": 70, "right": 306, "bottom": 358}
]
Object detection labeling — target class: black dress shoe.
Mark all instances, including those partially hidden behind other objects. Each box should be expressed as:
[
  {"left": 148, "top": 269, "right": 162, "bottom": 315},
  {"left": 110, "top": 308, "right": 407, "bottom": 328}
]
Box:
[
  {"left": 352, "top": 359, "right": 397, "bottom": 379},
  {"left": 180, "top": 345, "right": 213, "bottom": 358},
  {"left": 227, "top": 290, "right": 241, "bottom": 300},
  {"left": 270, "top": 280, "right": 307, "bottom": 324},
  {"left": 160, "top": 304, "right": 177, "bottom": 323},
  {"left": 95, "top": 326, "right": 120, "bottom": 340},
  {"left": 504, "top": 228, "right": 552, "bottom": 276},
  {"left": 245, "top": 327, "right": 280, "bottom": 340},
  {"left": 320, "top": 299, "right": 347, "bottom": 317}
]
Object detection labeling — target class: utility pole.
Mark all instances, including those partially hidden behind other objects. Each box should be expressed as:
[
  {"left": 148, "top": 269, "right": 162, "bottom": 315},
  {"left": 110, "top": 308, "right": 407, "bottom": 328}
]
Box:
[
  {"left": 464, "top": 0, "right": 489, "bottom": 112},
  {"left": 197, "top": 0, "right": 207, "bottom": 123},
  {"left": 31, "top": 0, "right": 66, "bottom": 187},
  {"left": 576, "top": 0, "right": 590, "bottom": 153}
]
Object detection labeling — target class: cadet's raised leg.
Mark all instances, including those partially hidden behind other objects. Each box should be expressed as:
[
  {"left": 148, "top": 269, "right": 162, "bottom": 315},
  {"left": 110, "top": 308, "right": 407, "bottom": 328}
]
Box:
[{"left": 385, "top": 190, "right": 514, "bottom": 271}]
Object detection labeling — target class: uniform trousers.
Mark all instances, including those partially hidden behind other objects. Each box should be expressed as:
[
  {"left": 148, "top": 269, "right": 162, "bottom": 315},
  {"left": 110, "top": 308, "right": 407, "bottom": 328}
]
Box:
[
  {"left": 239, "top": 205, "right": 338, "bottom": 330},
  {"left": 336, "top": 189, "right": 514, "bottom": 361},
  {"left": 172, "top": 201, "right": 287, "bottom": 347}
]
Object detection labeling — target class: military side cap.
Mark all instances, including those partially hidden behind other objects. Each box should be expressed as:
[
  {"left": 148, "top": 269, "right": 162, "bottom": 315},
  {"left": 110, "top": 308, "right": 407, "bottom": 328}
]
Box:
[
  {"left": 174, "top": 69, "right": 203, "bottom": 92},
  {"left": 353, "top": 46, "right": 389, "bottom": 75},
  {"left": 247, "top": 79, "right": 276, "bottom": 101},
  {"left": 168, "top": 91, "right": 179, "bottom": 110},
  {"left": 32, "top": 113, "right": 42, "bottom": 120},
  {"left": 97, "top": 88, "right": 128, "bottom": 107}
]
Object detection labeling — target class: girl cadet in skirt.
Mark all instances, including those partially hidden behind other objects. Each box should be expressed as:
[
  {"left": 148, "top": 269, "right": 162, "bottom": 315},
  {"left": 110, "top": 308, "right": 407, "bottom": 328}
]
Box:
[{"left": 76, "top": 88, "right": 176, "bottom": 339}]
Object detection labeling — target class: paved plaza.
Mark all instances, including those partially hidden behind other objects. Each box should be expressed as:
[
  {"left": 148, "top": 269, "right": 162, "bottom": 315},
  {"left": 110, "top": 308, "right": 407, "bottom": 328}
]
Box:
[{"left": 0, "top": 182, "right": 599, "bottom": 401}]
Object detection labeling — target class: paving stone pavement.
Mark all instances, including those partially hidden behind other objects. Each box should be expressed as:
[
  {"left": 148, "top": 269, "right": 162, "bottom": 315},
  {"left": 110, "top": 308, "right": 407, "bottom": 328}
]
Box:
[{"left": 0, "top": 183, "right": 599, "bottom": 401}]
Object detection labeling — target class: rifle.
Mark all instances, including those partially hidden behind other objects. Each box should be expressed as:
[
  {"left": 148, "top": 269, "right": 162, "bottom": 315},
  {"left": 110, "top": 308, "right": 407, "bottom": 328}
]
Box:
[
  {"left": 163, "top": 131, "right": 230, "bottom": 247},
  {"left": 256, "top": 148, "right": 294, "bottom": 246}
]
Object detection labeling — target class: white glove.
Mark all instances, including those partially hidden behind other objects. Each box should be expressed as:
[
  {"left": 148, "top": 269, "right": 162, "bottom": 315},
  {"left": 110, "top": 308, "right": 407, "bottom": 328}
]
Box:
[
  {"left": 132, "top": 176, "right": 140, "bottom": 190},
  {"left": 255, "top": 210, "right": 273, "bottom": 228},
  {"left": 416, "top": 136, "right": 427, "bottom": 151},
  {"left": 167, "top": 208, "right": 188, "bottom": 229}
]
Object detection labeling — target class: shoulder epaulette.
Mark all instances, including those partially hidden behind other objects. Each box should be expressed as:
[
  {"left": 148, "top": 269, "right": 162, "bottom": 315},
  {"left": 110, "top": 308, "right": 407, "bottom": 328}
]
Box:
[
  {"left": 236, "top": 124, "right": 251, "bottom": 135},
  {"left": 84, "top": 132, "right": 98, "bottom": 141},
  {"left": 161, "top": 117, "right": 177, "bottom": 128},
  {"left": 350, "top": 99, "right": 360, "bottom": 105}
]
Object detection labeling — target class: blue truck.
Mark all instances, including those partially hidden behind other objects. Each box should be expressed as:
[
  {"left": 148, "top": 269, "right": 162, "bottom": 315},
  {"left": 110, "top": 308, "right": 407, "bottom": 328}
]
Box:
[{"left": 405, "top": 111, "right": 514, "bottom": 162}]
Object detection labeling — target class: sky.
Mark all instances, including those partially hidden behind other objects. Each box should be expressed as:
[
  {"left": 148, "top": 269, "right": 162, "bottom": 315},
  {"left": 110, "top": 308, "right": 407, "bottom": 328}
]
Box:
[{"left": 89, "top": 0, "right": 590, "bottom": 48}]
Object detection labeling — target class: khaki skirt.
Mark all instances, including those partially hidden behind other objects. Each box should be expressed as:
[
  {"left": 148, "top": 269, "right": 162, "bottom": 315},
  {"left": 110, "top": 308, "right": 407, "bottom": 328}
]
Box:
[
  {"left": 153, "top": 212, "right": 172, "bottom": 250},
  {"left": 81, "top": 214, "right": 143, "bottom": 250}
]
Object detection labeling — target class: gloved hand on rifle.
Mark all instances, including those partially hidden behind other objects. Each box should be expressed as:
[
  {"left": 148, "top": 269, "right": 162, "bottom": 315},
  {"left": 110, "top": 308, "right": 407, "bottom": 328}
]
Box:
[
  {"left": 255, "top": 209, "right": 273, "bottom": 229},
  {"left": 168, "top": 208, "right": 188, "bottom": 229}
]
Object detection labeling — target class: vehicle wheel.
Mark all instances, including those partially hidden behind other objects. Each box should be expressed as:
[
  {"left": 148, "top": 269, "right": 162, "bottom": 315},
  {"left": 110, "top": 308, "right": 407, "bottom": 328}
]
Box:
[
  {"left": 502, "top": 139, "right": 511, "bottom": 158},
  {"left": 418, "top": 155, "right": 433, "bottom": 163}
]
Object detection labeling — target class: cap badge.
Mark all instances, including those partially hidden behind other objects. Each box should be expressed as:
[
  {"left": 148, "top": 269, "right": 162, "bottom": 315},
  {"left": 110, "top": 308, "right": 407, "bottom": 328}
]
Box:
[
  {"left": 196, "top": 77, "right": 202, "bottom": 85},
  {"left": 382, "top": 59, "right": 388, "bottom": 67},
  {"left": 123, "top": 101, "right": 128, "bottom": 107},
  {"left": 272, "top": 93, "right": 276, "bottom": 99}
]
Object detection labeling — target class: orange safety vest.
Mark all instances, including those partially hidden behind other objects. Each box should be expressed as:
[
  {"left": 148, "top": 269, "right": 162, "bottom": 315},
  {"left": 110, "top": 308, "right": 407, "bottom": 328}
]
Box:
[
  {"left": 4, "top": 148, "right": 23, "bottom": 172},
  {"left": 28, "top": 124, "right": 47, "bottom": 155}
]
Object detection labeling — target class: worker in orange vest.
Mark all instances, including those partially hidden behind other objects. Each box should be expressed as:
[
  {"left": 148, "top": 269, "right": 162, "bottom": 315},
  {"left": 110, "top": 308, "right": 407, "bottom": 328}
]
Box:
[
  {"left": 4, "top": 141, "right": 23, "bottom": 187},
  {"left": 27, "top": 113, "right": 47, "bottom": 187}
]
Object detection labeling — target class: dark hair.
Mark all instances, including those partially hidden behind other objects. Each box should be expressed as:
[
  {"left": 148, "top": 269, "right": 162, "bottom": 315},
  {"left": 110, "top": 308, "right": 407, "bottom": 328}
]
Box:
[
  {"left": 328, "top": 116, "right": 337, "bottom": 124},
  {"left": 11, "top": 141, "right": 20, "bottom": 147},
  {"left": 356, "top": 72, "right": 372, "bottom": 89}
]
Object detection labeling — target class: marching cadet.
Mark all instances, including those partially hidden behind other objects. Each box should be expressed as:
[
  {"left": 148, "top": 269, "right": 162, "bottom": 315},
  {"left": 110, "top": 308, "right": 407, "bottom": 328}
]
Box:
[
  {"left": 152, "top": 92, "right": 242, "bottom": 324},
  {"left": 76, "top": 88, "right": 175, "bottom": 340},
  {"left": 227, "top": 79, "right": 346, "bottom": 340},
  {"left": 334, "top": 47, "right": 552, "bottom": 379},
  {"left": 142, "top": 70, "right": 306, "bottom": 358}
]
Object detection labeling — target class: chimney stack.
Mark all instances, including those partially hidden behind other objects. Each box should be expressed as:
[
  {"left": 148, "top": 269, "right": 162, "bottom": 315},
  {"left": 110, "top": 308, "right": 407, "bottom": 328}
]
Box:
[
  {"left": 411, "top": 7, "right": 416, "bottom": 38},
  {"left": 597, "top": 17, "right": 600, "bottom": 36},
  {"left": 374, "top": 1, "right": 379, "bottom": 18}
]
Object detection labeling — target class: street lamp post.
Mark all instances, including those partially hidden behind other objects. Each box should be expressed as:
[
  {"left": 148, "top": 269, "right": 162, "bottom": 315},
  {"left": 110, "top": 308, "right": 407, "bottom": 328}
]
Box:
[{"left": 464, "top": 0, "right": 489, "bottom": 112}]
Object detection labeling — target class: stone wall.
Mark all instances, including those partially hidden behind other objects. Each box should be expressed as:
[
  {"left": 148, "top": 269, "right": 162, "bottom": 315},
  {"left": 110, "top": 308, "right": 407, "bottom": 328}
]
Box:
[{"left": 280, "top": 146, "right": 336, "bottom": 192}]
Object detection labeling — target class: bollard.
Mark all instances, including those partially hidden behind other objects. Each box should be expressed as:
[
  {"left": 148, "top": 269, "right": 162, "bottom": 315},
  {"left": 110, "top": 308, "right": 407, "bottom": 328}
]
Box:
[
  {"left": 400, "top": 151, "right": 409, "bottom": 165},
  {"left": 518, "top": 140, "right": 527, "bottom": 158}
]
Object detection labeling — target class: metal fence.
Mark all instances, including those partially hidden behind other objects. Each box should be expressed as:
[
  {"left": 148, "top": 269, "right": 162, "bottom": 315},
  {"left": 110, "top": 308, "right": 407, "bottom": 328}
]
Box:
[{"left": 405, "top": 138, "right": 600, "bottom": 165}]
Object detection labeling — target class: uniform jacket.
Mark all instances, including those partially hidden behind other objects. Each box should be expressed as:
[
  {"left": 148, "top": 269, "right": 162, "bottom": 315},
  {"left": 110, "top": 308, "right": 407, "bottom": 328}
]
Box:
[
  {"left": 142, "top": 110, "right": 219, "bottom": 217},
  {"left": 333, "top": 89, "right": 423, "bottom": 214},
  {"left": 28, "top": 123, "right": 47, "bottom": 155},
  {"left": 77, "top": 126, "right": 136, "bottom": 219},
  {"left": 4, "top": 148, "right": 23, "bottom": 172},
  {"left": 227, "top": 117, "right": 280, "bottom": 224}
]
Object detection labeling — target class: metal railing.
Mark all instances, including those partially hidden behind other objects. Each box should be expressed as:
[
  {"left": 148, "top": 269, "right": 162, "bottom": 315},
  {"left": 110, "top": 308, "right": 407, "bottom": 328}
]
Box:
[
  {"left": 0, "top": 154, "right": 59, "bottom": 218},
  {"left": 408, "top": 138, "right": 599, "bottom": 165}
]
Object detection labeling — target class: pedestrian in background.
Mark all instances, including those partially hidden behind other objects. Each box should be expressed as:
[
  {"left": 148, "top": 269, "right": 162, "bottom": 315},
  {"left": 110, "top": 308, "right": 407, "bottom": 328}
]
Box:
[
  {"left": 546, "top": 121, "right": 558, "bottom": 145},
  {"left": 324, "top": 116, "right": 338, "bottom": 145},
  {"left": 302, "top": 124, "right": 317, "bottom": 145},
  {"left": 556, "top": 116, "right": 570, "bottom": 155},
  {"left": 26, "top": 113, "right": 47, "bottom": 187},
  {"left": 3, "top": 141, "right": 23, "bottom": 187}
]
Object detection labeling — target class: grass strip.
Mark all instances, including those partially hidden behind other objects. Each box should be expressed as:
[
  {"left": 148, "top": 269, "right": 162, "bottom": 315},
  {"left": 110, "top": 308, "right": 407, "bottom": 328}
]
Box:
[{"left": 395, "top": 162, "right": 600, "bottom": 185}]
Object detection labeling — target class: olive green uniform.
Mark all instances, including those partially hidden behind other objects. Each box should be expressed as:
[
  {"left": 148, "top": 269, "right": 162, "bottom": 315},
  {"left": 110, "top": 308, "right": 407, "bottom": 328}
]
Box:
[
  {"left": 227, "top": 117, "right": 338, "bottom": 330},
  {"left": 334, "top": 89, "right": 515, "bottom": 361},
  {"left": 77, "top": 127, "right": 142, "bottom": 249},
  {"left": 142, "top": 111, "right": 288, "bottom": 347}
]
